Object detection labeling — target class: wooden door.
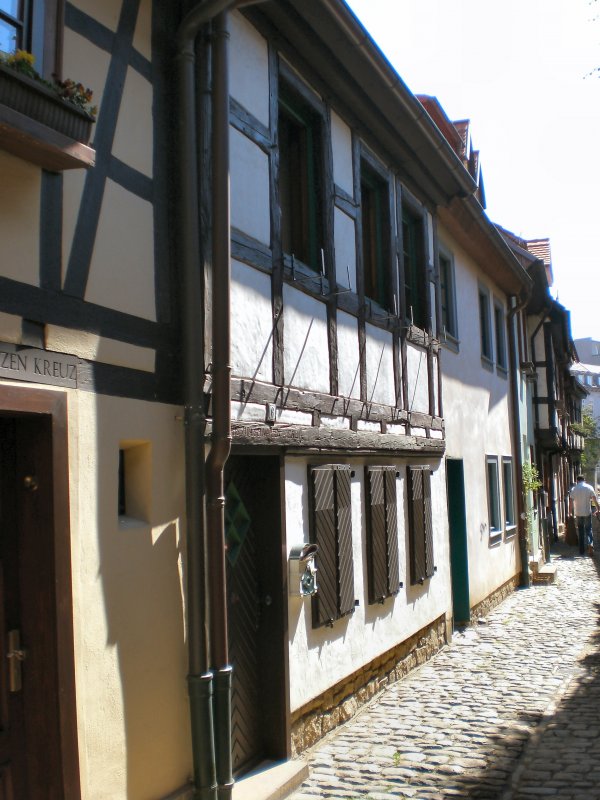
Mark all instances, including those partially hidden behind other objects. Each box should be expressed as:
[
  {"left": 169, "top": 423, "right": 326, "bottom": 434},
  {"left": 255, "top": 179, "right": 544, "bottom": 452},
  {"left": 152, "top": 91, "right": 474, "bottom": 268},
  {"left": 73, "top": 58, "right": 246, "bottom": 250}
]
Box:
[
  {"left": 225, "top": 455, "right": 288, "bottom": 776},
  {"left": 446, "top": 459, "right": 470, "bottom": 626},
  {"left": 0, "top": 416, "right": 64, "bottom": 798}
]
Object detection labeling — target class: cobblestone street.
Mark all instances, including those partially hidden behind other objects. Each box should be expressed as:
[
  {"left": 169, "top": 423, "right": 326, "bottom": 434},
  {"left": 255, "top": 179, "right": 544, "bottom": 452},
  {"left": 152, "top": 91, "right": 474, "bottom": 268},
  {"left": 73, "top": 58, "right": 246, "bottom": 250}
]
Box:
[{"left": 288, "top": 543, "right": 600, "bottom": 800}]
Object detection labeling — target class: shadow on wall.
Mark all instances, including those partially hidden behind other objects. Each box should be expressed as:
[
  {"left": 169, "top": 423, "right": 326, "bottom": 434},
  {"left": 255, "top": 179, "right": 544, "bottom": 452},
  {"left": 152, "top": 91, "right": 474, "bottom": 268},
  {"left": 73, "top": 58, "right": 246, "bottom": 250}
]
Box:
[{"left": 96, "top": 418, "right": 190, "bottom": 799}]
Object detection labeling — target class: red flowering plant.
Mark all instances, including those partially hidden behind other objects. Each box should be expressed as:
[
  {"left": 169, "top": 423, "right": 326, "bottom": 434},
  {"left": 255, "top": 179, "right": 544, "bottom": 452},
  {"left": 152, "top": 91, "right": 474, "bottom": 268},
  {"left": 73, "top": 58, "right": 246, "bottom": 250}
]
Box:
[{"left": 0, "top": 49, "right": 97, "bottom": 118}]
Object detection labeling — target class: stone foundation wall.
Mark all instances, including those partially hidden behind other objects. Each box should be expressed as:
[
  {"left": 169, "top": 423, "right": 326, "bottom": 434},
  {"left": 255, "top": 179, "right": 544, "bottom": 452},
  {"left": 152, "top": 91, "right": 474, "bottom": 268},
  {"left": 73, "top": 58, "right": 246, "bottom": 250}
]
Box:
[
  {"left": 290, "top": 616, "right": 448, "bottom": 755},
  {"left": 469, "top": 574, "right": 520, "bottom": 623}
]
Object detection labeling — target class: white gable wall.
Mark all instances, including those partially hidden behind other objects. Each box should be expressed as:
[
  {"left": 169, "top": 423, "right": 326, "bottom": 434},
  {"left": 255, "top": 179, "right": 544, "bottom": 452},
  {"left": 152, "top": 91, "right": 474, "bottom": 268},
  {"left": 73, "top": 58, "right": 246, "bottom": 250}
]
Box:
[{"left": 439, "top": 229, "right": 520, "bottom": 606}]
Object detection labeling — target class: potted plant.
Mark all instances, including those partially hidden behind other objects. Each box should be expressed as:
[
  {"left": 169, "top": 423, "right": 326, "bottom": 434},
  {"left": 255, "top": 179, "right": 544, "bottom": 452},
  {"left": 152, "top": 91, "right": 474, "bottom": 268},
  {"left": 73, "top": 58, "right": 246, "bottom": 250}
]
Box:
[{"left": 0, "top": 50, "right": 97, "bottom": 144}]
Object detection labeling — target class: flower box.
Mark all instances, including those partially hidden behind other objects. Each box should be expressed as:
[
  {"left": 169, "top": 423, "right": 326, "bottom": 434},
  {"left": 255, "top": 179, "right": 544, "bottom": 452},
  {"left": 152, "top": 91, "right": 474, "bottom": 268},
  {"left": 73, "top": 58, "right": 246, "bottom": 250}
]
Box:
[
  {"left": 0, "top": 61, "right": 95, "bottom": 170},
  {"left": 0, "top": 61, "right": 94, "bottom": 142}
]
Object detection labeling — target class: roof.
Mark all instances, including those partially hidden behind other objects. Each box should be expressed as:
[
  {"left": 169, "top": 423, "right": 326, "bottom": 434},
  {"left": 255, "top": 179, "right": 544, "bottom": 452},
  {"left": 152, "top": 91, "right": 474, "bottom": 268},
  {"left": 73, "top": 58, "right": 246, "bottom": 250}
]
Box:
[{"left": 525, "top": 239, "right": 553, "bottom": 286}]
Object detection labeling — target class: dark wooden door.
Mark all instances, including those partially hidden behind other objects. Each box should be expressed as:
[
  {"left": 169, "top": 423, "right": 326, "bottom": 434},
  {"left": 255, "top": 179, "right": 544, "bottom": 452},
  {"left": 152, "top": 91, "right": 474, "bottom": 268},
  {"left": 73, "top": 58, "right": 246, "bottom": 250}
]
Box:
[
  {"left": 446, "top": 459, "right": 470, "bottom": 626},
  {"left": 0, "top": 417, "right": 64, "bottom": 799},
  {"left": 225, "top": 455, "right": 287, "bottom": 776}
]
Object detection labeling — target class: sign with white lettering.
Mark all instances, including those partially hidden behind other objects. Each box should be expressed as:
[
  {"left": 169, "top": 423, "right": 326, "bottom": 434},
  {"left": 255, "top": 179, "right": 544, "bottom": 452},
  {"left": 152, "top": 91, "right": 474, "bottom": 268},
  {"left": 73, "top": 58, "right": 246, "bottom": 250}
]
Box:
[{"left": 0, "top": 345, "right": 78, "bottom": 388}]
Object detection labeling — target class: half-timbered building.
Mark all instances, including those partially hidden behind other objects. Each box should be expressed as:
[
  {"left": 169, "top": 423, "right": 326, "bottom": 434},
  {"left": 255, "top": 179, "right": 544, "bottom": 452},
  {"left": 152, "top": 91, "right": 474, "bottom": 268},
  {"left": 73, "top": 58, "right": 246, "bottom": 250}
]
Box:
[{"left": 0, "top": 1, "right": 542, "bottom": 799}]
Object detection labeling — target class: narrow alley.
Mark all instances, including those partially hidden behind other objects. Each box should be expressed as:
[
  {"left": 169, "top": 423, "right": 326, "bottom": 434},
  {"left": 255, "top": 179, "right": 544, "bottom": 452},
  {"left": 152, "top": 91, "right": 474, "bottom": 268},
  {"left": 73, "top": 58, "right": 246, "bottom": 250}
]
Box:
[{"left": 287, "top": 544, "right": 600, "bottom": 800}]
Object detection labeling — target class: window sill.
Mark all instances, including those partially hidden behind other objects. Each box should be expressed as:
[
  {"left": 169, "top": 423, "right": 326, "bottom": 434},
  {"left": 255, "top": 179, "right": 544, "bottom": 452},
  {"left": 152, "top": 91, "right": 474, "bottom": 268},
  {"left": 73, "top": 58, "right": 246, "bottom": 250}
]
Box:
[
  {"left": 481, "top": 355, "right": 494, "bottom": 373},
  {"left": 489, "top": 530, "right": 503, "bottom": 546},
  {"left": 0, "top": 102, "right": 95, "bottom": 170},
  {"left": 441, "top": 333, "right": 459, "bottom": 354},
  {"left": 496, "top": 364, "right": 508, "bottom": 379},
  {"left": 504, "top": 525, "right": 517, "bottom": 539}
]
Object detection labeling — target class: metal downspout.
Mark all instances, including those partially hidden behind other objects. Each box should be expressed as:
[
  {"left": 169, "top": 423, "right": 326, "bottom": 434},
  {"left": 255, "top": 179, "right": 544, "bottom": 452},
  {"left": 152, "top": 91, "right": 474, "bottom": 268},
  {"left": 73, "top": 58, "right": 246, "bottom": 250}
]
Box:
[
  {"left": 508, "top": 292, "right": 532, "bottom": 588},
  {"left": 205, "top": 11, "right": 234, "bottom": 800},
  {"left": 176, "top": 3, "right": 267, "bottom": 799}
]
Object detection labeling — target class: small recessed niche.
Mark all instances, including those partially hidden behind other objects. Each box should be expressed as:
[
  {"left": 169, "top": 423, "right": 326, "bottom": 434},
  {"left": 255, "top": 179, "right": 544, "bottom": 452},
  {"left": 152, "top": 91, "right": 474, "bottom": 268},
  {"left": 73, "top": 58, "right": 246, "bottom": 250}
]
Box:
[{"left": 118, "top": 441, "right": 152, "bottom": 525}]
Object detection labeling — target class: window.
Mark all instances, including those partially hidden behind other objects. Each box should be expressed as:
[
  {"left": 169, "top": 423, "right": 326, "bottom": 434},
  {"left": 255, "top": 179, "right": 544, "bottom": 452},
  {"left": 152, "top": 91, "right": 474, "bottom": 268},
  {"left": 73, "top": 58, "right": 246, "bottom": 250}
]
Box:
[
  {"left": 494, "top": 300, "right": 507, "bottom": 372},
  {"left": 361, "top": 162, "right": 391, "bottom": 309},
  {"left": 308, "top": 465, "right": 355, "bottom": 628},
  {"left": 118, "top": 442, "right": 152, "bottom": 524},
  {"left": 365, "top": 466, "right": 401, "bottom": 603},
  {"left": 406, "top": 466, "right": 435, "bottom": 585},
  {"left": 278, "top": 85, "right": 323, "bottom": 272},
  {"left": 479, "top": 286, "right": 493, "bottom": 363},
  {"left": 486, "top": 456, "right": 501, "bottom": 538},
  {"left": 503, "top": 457, "right": 516, "bottom": 529},
  {"left": 0, "top": 2, "right": 57, "bottom": 72},
  {"left": 439, "top": 249, "right": 458, "bottom": 342},
  {"left": 402, "top": 208, "right": 427, "bottom": 330},
  {"left": 0, "top": 0, "right": 25, "bottom": 54}
]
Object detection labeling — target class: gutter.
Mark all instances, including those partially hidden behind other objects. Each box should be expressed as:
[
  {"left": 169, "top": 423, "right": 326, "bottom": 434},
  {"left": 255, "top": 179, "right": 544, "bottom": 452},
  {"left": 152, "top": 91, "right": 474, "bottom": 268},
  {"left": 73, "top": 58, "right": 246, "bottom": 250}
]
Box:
[
  {"left": 507, "top": 290, "right": 532, "bottom": 588},
  {"left": 176, "top": 3, "right": 266, "bottom": 799}
]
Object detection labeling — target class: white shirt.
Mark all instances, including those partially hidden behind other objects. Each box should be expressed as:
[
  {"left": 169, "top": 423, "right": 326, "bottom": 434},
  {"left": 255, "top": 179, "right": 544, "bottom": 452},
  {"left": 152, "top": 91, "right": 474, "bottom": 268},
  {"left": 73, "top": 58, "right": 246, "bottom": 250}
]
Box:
[{"left": 569, "top": 481, "right": 597, "bottom": 517}]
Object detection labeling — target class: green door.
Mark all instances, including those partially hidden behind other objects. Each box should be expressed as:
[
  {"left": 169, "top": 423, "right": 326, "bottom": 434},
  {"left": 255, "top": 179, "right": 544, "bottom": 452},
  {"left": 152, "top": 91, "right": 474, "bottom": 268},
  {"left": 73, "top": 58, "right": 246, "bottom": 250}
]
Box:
[{"left": 446, "top": 459, "right": 470, "bottom": 625}]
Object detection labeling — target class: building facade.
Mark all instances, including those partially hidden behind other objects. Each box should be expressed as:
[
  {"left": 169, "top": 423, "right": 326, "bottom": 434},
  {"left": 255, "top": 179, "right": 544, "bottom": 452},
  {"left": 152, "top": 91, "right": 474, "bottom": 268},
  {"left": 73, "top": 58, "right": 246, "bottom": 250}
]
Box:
[{"left": 0, "top": 1, "right": 568, "bottom": 799}]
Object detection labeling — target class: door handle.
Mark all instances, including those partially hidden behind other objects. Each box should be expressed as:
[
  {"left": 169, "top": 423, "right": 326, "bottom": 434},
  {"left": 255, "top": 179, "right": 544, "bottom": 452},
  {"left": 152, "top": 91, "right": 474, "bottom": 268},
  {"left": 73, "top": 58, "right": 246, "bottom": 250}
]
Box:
[{"left": 7, "top": 629, "right": 27, "bottom": 692}]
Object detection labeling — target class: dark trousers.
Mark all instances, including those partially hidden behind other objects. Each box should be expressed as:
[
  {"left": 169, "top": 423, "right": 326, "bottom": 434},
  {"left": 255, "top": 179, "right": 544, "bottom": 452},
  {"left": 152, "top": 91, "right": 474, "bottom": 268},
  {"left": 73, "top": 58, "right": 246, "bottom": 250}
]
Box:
[{"left": 575, "top": 515, "right": 593, "bottom": 554}]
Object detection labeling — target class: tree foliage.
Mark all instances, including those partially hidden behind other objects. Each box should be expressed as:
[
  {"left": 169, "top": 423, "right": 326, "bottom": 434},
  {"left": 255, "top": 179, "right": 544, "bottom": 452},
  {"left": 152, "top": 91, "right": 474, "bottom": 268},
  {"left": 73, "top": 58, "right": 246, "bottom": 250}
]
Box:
[{"left": 572, "top": 406, "right": 600, "bottom": 482}]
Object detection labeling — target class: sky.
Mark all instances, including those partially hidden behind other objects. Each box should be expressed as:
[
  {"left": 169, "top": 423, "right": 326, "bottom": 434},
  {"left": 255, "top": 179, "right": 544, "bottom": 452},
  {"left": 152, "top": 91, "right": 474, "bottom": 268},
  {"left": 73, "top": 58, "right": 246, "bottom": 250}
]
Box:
[{"left": 345, "top": 0, "right": 600, "bottom": 346}]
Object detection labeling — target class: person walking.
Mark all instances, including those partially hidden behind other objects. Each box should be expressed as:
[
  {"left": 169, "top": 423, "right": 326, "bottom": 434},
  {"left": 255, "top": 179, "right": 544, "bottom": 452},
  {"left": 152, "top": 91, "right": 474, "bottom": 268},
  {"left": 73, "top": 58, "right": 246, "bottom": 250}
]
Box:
[{"left": 568, "top": 474, "right": 599, "bottom": 556}]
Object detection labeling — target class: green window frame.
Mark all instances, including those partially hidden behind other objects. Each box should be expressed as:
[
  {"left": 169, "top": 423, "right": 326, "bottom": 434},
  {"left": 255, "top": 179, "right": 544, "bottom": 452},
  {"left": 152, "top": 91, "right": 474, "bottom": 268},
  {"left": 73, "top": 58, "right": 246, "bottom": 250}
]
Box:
[
  {"left": 486, "top": 456, "right": 501, "bottom": 538},
  {"left": 439, "top": 249, "right": 458, "bottom": 342},
  {"left": 278, "top": 86, "right": 324, "bottom": 272},
  {"left": 479, "top": 286, "right": 493, "bottom": 364},
  {"left": 494, "top": 300, "right": 507, "bottom": 372},
  {"left": 402, "top": 208, "right": 427, "bottom": 330},
  {"left": 361, "top": 162, "right": 391, "bottom": 310},
  {"left": 503, "top": 457, "right": 516, "bottom": 530}
]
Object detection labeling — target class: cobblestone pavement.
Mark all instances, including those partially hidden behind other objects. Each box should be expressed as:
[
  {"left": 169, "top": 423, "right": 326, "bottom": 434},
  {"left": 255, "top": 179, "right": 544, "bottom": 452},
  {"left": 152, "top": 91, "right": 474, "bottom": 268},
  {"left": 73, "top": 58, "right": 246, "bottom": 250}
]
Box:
[{"left": 288, "top": 542, "right": 600, "bottom": 800}]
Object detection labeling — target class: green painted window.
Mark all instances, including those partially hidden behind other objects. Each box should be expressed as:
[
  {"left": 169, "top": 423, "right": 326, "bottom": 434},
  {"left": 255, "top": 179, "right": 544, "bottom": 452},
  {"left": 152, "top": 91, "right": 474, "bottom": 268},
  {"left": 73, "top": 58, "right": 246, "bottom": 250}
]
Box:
[
  {"left": 439, "top": 251, "right": 457, "bottom": 340},
  {"left": 361, "top": 163, "right": 390, "bottom": 309},
  {"left": 278, "top": 87, "right": 323, "bottom": 272},
  {"left": 486, "top": 456, "right": 501, "bottom": 536},
  {"left": 479, "top": 287, "right": 493, "bottom": 362},
  {"left": 402, "top": 208, "right": 427, "bottom": 329},
  {"left": 494, "top": 301, "right": 507, "bottom": 371},
  {"left": 503, "top": 457, "right": 515, "bottom": 528}
]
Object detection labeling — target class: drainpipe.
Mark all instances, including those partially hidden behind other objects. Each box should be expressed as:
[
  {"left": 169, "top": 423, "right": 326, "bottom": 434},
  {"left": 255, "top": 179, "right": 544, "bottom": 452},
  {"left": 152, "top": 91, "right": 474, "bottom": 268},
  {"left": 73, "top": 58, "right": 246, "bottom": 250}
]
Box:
[
  {"left": 176, "top": 3, "right": 266, "bottom": 799},
  {"left": 508, "top": 291, "right": 531, "bottom": 588}
]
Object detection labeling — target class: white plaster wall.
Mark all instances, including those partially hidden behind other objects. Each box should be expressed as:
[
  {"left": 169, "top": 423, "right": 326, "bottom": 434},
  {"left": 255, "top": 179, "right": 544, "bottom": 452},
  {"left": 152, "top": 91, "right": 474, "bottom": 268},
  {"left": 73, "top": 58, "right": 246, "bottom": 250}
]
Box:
[
  {"left": 62, "top": 27, "right": 111, "bottom": 131},
  {"left": 231, "top": 260, "right": 273, "bottom": 383},
  {"left": 112, "top": 66, "right": 153, "bottom": 178},
  {"left": 365, "top": 324, "right": 395, "bottom": 406},
  {"left": 230, "top": 126, "right": 271, "bottom": 246},
  {"left": 0, "top": 151, "right": 40, "bottom": 287},
  {"left": 283, "top": 286, "right": 329, "bottom": 393},
  {"left": 406, "top": 343, "right": 429, "bottom": 413},
  {"left": 337, "top": 311, "right": 361, "bottom": 399},
  {"left": 230, "top": 11, "right": 270, "bottom": 127},
  {"left": 69, "top": 391, "right": 190, "bottom": 800},
  {"left": 334, "top": 208, "right": 357, "bottom": 291},
  {"left": 439, "top": 229, "right": 520, "bottom": 605},
  {"left": 286, "top": 456, "right": 451, "bottom": 712},
  {"left": 85, "top": 179, "right": 156, "bottom": 321},
  {"left": 330, "top": 110, "right": 354, "bottom": 195}
]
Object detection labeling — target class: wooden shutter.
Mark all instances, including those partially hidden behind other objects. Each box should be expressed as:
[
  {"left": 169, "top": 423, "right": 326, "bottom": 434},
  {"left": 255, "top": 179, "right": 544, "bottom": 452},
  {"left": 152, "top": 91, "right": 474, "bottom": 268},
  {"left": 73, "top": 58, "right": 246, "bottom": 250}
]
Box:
[
  {"left": 366, "top": 467, "right": 400, "bottom": 603},
  {"left": 407, "top": 466, "right": 435, "bottom": 584},
  {"left": 309, "top": 465, "right": 354, "bottom": 627},
  {"left": 336, "top": 466, "right": 355, "bottom": 618},
  {"left": 423, "top": 467, "right": 434, "bottom": 578}
]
